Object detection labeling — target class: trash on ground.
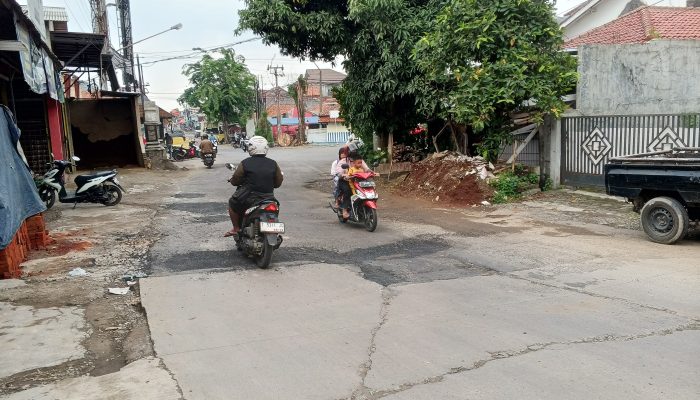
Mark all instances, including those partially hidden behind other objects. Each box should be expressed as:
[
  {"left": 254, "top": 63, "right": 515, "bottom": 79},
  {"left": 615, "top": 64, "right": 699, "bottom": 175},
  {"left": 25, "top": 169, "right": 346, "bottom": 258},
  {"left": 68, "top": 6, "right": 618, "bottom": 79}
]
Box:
[
  {"left": 108, "top": 287, "right": 130, "bottom": 295},
  {"left": 68, "top": 267, "right": 88, "bottom": 277},
  {"left": 126, "top": 280, "right": 137, "bottom": 286}
]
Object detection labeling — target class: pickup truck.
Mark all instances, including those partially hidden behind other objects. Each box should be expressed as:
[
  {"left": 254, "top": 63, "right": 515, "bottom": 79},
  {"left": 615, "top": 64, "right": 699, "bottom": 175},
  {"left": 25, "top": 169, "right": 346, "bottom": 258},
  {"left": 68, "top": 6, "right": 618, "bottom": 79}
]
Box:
[{"left": 604, "top": 147, "right": 700, "bottom": 244}]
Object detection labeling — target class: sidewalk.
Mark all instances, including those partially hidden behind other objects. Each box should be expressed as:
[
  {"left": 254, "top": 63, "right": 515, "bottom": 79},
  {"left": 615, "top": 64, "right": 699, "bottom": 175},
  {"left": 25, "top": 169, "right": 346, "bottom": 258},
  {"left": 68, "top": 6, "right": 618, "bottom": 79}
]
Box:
[{"left": 0, "top": 167, "right": 189, "bottom": 399}]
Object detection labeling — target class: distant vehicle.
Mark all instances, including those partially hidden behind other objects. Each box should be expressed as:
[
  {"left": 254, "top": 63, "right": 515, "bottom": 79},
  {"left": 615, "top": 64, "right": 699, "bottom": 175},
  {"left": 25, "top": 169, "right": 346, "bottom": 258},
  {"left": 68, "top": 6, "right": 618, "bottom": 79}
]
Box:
[{"left": 605, "top": 147, "right": 700, "bottom": 244}]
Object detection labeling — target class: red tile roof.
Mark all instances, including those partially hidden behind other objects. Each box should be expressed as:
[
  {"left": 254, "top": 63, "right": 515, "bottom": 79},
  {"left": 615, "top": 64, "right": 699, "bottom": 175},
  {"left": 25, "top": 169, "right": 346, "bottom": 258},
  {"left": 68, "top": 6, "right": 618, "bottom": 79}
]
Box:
[{"left": 564, "top": 7, "right": 700, "bottom": 48}]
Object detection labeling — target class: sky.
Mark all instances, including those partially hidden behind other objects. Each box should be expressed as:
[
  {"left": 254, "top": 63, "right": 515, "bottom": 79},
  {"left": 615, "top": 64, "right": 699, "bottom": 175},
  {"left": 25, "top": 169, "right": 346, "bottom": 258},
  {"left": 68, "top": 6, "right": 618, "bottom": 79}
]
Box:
[{"left": 31, "top": 0, "right": 583, "bottom": 111}]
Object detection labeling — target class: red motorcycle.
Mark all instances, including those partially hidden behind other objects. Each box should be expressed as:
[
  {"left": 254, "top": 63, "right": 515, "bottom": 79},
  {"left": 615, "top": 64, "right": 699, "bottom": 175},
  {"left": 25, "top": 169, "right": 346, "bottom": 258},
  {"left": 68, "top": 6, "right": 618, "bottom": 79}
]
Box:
[{"left": 331, "top": 169, "right": 379, "bottom": 232}]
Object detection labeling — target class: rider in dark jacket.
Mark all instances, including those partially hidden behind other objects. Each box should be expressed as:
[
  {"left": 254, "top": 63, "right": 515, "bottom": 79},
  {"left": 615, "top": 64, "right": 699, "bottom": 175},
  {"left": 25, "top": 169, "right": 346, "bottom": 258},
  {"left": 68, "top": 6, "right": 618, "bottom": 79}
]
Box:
[{"left": 225, "top": 136, "right": 283, "bottom": 236}]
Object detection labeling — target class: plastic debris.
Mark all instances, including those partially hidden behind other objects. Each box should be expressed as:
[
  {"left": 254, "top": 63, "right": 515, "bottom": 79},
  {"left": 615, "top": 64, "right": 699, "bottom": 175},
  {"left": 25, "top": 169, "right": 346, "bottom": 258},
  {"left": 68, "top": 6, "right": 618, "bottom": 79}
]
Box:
[
  {"left": 481, "top": 200, "right": 492, "bottom": 206},
  {"left": 108, "top": 287, "right": 130, "bottom": 295},
  {"left": 68, "top": 268, "right": 88, "bottom": 277},
  {"left": 126, "top": 280, "right": 137, "bottom": 286}
]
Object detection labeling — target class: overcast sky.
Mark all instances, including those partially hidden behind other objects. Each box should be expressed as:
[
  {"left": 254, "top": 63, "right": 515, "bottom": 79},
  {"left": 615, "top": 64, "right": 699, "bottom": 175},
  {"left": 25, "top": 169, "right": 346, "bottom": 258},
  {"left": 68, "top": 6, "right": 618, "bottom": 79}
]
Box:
[{"left": 32, "top": 0, "right": 583, "bottom": 111}]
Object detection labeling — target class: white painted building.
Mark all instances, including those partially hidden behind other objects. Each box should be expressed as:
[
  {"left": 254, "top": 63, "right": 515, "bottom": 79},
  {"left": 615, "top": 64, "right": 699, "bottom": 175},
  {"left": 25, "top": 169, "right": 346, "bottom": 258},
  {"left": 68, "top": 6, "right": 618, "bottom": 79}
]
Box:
[{"left": 560, "top": 0, "right": 688, "bottom": 42}]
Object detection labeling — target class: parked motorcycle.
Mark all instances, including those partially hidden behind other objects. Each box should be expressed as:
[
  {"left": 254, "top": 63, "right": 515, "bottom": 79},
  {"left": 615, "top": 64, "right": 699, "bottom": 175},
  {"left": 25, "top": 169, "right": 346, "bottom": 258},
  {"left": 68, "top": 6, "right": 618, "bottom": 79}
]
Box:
[
  {"left": 172, "top": 140, "right": 199, "bottom": 161},
  {"left": 202, "top": 153, "right": 215, "bottom": 168},
  {"left": 36, "top": 156, "right": 124, "bottom": 209},
  {"left": 331, "top": 165, "right": 379, "bottom": 232},
  {"left": 225, "top": 163, "right": 284, "bottom": 269}
]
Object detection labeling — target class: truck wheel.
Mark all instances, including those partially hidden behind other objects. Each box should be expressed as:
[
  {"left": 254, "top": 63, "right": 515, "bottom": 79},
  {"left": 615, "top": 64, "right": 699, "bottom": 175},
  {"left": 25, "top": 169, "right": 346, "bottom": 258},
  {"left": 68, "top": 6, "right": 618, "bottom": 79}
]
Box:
[{"left": 640, "top": 197, "right": 689, "bottom": 245}]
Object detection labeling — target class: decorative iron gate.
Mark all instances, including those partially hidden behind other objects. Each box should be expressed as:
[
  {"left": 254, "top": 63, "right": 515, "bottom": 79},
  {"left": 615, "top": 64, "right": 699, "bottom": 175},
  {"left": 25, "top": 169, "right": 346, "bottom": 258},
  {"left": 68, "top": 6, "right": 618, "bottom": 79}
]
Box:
[{"left": 561, "top": 114, "right": 700, "bottom": 187}]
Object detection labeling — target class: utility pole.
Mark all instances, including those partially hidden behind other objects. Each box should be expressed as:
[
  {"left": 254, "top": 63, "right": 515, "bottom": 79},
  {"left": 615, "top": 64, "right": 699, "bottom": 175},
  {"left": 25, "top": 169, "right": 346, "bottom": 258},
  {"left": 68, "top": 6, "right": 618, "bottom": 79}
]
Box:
[
  {"left": 267, "top": 65, "right": 284, "bottom": 145},
  {"left": 116, "top": 0, "right": 134, "bottom": 91}
]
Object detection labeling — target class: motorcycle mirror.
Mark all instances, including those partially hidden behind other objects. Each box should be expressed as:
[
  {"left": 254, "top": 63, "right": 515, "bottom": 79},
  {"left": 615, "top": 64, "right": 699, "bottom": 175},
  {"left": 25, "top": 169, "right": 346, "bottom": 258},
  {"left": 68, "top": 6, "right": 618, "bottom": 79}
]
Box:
[
  {"left": 72, "top": 156, "right": 81, "bottom": 162},
  {"left": 341, "top": 163, "right": 349, "bottom": 169},
  {"left": 225, "top": 163, "right": 234, "bottom": 170}
]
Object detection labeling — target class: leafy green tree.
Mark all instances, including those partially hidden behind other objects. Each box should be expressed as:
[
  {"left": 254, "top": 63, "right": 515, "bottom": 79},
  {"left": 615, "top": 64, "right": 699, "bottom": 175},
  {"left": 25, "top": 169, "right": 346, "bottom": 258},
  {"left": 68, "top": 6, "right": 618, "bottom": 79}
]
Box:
[
  {"left": 179, "top": 49, "right": 257, "bottom": 129},
  {"left": 239, "top": 0, "right": 443, "bottom": 146},
  {"left": 255, "top": 112, "right": 274, "bottom": 145},
  {"left": 415, "top": 0, "right": 578, "bottom": 158}
]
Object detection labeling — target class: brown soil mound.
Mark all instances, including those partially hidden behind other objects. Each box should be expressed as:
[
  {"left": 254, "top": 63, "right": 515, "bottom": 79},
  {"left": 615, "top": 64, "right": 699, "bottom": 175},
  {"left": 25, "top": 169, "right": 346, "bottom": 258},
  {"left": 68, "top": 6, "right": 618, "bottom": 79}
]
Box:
[{"left": 399, "top": 156, "right": 492, "bottom": 206}]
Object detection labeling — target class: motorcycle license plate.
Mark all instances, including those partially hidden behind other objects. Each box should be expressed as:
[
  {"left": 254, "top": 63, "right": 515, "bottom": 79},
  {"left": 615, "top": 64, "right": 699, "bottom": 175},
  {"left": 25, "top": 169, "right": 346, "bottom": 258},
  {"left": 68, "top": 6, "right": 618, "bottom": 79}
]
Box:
[{"left": 260, "top": 222, "right": 285, "bottom": 233}]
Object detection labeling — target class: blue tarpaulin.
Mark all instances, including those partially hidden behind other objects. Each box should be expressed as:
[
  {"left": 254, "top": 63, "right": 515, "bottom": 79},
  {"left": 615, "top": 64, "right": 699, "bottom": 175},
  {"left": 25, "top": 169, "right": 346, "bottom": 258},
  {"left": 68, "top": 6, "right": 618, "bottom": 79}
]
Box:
[{"left": 0, "top": 105, "right": 46, "bottom": 249}]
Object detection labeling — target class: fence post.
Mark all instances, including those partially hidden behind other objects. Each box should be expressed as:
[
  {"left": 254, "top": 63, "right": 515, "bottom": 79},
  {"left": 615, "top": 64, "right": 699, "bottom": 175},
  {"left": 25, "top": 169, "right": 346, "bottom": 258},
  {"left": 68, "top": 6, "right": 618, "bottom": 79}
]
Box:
[{"left": 547, "top": 116, "right": 562, "bottom": 188}]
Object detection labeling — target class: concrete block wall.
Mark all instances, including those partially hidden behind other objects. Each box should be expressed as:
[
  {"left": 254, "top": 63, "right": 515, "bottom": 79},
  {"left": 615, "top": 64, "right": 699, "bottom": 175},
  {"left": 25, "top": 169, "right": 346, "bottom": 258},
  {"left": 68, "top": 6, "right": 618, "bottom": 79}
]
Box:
[{"left": 577, "top": 40, "right": 700, "bottom": 115}]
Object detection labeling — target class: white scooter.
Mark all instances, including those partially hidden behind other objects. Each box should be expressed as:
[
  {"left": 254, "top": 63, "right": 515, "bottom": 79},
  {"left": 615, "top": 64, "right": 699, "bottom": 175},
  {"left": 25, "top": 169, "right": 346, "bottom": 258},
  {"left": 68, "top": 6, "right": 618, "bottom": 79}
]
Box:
[{"left": 37, "top": 156, "right": 124, "bottom": 209}]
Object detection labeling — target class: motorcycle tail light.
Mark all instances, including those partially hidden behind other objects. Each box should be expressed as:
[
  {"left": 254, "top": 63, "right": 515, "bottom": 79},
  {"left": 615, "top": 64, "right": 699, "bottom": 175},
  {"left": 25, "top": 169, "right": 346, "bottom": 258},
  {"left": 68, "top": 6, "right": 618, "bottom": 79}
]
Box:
[{"left": 264, "top": 203, "right": 278, "bottom": 212}]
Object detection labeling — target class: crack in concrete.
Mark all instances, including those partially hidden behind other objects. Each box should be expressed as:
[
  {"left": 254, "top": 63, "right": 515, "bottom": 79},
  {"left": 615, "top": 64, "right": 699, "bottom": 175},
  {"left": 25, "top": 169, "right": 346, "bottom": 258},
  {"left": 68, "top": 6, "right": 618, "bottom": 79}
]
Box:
[
  {"left": 368, "top": 321, "right": 700, "bottom": 399},
  {"left": 501, "top": 270, "right": 696, "bottom": 320},
  {"left": 347, "top": 288, "right": 396, "bottom": 400}
]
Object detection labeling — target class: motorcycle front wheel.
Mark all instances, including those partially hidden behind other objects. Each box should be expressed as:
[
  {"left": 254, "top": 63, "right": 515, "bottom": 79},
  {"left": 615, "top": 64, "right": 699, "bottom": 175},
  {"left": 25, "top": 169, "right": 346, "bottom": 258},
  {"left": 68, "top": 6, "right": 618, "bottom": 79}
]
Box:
[
  {"left": 256, "top": 241, "right": 274, "bottom": 269},
  {"left": 102, "top": 182, "right": 122, "bottom": 206},
  {"left": 364, "top": 207, "right": 378, "bottom": 232}
]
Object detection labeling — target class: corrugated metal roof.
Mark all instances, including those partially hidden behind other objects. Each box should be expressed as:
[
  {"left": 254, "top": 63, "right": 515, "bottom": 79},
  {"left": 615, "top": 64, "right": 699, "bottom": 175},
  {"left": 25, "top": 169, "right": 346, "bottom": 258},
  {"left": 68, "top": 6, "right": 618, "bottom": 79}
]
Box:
[{"left": 20, "top": 5, "right": 69, "bottom": 22}]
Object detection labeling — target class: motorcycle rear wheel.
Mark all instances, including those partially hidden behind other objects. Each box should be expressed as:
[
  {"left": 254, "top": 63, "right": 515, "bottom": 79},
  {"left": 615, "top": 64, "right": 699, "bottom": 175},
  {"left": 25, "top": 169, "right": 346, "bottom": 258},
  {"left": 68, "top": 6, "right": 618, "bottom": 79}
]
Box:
[
  {"left": 173, "top": 152, "right": 184, "bottom": 161},
  {"left": 102, "top": 183, "right": 122, "bottom": 206},
  {"left": 256, "top": 241, "right": 274, "bottom": 269}
]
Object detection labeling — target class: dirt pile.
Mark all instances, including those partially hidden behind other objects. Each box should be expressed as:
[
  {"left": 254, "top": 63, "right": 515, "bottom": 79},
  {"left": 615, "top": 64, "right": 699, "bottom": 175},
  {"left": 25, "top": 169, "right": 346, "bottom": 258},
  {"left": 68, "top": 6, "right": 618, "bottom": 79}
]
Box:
[{"left": 400, "top": 152, "right": 495, "bottom": 206}]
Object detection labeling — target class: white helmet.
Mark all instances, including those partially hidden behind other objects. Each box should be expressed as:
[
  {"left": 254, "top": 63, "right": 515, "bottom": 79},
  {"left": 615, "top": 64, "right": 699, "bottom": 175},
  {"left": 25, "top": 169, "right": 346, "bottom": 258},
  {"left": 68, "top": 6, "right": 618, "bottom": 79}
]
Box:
[{"left": 247, "top": 136, "right": 269, "bottom": 156}]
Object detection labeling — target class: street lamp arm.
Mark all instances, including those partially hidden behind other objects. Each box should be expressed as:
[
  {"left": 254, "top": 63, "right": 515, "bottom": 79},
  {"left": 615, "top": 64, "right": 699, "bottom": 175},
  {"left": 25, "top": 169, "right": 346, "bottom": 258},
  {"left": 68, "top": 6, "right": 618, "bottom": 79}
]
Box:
[{"left": 115, "top": 23, "right": 183, "bottom": 53}]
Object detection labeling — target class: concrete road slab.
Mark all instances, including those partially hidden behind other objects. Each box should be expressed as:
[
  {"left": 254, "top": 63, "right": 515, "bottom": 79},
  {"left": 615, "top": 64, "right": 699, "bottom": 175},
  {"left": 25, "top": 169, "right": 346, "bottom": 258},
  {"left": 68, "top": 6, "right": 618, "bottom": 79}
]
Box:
[
  {"left": 365, "top": 275, "right": 692, "bottom": 392},
  {"left": 0, "top": 303, "right": 86, "bottom": 379},
  {"left": 513, "top": 257, "right": 700, "bottom": 319},
  {"left": 2, "top": 357, "right": 181, "bottom": 400},
  {"left": 141, "top": 264, "right": 383, "bottom": 400},
  {"left": 381, "top": 330, "right": 700, "bottom": 400}
]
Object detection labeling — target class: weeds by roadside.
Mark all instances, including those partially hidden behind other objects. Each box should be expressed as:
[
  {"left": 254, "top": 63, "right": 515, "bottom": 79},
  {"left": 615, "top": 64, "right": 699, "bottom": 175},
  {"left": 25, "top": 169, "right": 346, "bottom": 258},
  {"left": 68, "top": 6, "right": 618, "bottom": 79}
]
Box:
[{"left": 490, "top": 164, "right": 551, "bottom": 204}]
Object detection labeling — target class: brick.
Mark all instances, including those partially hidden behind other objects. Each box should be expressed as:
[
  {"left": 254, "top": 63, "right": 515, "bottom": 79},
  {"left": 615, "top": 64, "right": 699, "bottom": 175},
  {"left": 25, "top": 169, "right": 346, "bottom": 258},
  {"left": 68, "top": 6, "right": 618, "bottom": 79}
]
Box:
[{"left": 25, "top": 214, "right": 46, "bottom": 234}]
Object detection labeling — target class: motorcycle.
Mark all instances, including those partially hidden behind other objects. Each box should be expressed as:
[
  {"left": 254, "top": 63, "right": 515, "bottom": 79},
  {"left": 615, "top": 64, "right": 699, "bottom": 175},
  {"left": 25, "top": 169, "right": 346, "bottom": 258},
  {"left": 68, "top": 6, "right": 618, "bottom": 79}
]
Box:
[
  {"left": 202, "top": 153, "right": 215, "bottom": 168},
  {"left": 240, "top": 138, "right": 249, "bottom": 153},
  {"left": 231, "top": 132, "right": 241, "bottom": 148},
  {"left": 172, "top": 140, "right": 199, "bottom": 161},
  {"left": 225, "top": 163, "right": 284, "bottom": 269},
  {"left": 331, "top": 165, "right": 379, "bottom": 232},
  {"left": 36, "top": 156, "right": 124, "bottom": 209}
]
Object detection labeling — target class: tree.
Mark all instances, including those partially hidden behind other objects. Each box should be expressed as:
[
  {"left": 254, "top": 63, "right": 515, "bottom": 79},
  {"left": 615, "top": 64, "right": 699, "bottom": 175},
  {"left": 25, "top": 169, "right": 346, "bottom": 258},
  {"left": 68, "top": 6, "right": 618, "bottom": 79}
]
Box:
[
  {"left": 239, "top": 0, "right": 444, "bottom": 146},
  {"left": 179, "top": 49, "right": 257, "bottom": 131},
  {"left": 287, "top": 75, "right": 308, "bottom": 144},
  {"left": 255, "top": 112, "right": 274, "bottom": 145},
  {"left": 415, "top": 0, "right": 578, "bottom": 158}
]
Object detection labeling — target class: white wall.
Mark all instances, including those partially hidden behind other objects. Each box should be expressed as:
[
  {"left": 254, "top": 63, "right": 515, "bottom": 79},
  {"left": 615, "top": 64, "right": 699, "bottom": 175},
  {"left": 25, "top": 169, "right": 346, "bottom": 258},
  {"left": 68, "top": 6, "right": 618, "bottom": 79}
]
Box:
[{"left": 563, "top": 0, "right": 684, "bottom": 42}]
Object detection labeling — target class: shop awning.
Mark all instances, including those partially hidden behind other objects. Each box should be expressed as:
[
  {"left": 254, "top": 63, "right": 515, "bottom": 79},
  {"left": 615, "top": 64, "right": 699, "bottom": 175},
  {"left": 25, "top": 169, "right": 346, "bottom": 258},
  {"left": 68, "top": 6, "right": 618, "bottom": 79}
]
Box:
[{"left": 51, "top": 31, "right": 119, "bottom": 90}]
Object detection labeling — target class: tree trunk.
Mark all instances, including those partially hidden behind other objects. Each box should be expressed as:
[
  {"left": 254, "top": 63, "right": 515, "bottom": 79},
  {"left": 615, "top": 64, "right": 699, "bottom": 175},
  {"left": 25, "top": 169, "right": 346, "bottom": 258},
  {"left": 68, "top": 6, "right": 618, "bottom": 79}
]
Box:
[{"left": 448, "top": 119, "right": 461, "bottom": 154}]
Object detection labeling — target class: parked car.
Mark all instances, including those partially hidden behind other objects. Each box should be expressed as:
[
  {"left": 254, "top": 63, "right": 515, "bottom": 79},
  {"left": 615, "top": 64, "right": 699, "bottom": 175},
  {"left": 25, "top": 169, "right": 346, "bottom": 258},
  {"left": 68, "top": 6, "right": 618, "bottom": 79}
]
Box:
[{"left": 605, "top": 147, "right": 700, "bottom": 244}]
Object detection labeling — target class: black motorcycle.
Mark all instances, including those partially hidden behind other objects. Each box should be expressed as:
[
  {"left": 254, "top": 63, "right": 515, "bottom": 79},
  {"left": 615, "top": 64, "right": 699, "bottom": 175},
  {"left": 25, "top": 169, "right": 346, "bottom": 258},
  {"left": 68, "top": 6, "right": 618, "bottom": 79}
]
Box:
[
  {"left": 36, "top": 156, "right": 124, "bottom": 209},
  {"left": 225, "top": 163, "right": 284, "bottom": 269},
  {"left": 202, "top": 153, "right": 215, "bottom": 168}
]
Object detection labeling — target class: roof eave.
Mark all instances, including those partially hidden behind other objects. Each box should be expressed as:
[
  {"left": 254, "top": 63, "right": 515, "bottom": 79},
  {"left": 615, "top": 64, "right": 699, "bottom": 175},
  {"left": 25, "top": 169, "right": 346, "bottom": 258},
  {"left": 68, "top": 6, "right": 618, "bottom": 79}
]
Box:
[{"left": 560, "top": 0, "right": 602, "bottom": 28}]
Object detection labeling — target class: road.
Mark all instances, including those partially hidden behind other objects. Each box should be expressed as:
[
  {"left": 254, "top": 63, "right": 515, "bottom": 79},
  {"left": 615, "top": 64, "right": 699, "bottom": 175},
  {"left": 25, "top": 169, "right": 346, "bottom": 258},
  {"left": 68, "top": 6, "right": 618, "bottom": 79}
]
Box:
[{"left": 141, "top": 145, "right": 700, "bottom": 400}]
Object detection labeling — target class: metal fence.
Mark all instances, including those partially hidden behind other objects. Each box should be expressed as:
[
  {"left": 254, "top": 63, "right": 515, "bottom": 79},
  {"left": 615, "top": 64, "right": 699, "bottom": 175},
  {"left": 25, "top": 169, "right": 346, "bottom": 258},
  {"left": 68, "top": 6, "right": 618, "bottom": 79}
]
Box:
[
  {"left": 499, "top": 134, "right": 540, "bottom": 167},
  {"left": 562, "top": 114, "right": 700, "bottom": 186}
]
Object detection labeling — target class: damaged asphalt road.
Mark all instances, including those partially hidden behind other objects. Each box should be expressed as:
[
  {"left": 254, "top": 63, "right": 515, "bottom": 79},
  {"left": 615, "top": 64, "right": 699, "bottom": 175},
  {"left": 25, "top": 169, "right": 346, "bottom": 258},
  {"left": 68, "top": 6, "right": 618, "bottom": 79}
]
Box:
[{"left": 139, "top": 146, "right": 700, "bottom": 400}]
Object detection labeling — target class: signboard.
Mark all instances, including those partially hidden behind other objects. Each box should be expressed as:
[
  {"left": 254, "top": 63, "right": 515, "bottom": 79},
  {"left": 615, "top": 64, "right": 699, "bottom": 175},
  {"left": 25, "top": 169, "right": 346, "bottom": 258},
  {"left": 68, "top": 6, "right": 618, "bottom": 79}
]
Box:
[
  {"left": 25, "top": 0, "right": 47, "bottom": 42},
  {"left": 329, "top": 110, "right": 340, "bottom": 119}
]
